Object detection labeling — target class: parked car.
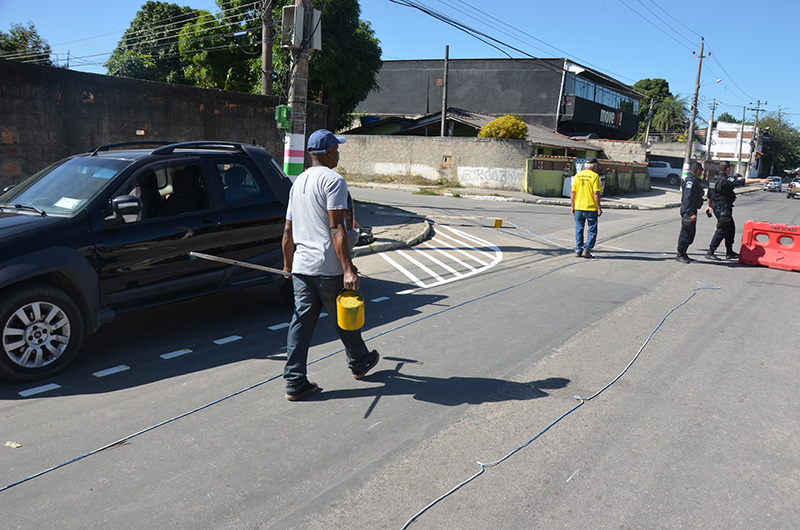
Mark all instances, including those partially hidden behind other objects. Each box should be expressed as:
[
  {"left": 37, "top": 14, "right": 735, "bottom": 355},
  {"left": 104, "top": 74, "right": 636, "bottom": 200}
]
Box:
[
  {"left": 765, "top": 176, "right": 782, "bottom": 192},
  {"left": 647, "top": 161, "right": 682, "bottom": 187},
  {"left": 0, "top": 141, "right": 293, "bottom": 382},
  {"left": 787, "top": 177, "right": 800, "bottom": 199}
]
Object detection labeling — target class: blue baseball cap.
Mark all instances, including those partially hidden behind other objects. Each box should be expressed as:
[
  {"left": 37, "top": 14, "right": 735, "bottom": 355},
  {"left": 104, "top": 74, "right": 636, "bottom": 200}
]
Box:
[{"left": 307, "top": 129, "right": 346, "bottom": 154}]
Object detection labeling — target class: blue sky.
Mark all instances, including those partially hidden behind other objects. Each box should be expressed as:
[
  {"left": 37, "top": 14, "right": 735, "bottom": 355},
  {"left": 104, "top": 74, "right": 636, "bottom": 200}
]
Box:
[{"left": 2, "top": 0, "right": 797, "bottom": 128}]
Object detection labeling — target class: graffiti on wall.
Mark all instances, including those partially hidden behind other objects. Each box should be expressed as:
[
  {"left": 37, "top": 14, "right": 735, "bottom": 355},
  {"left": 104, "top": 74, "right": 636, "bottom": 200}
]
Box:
[{"left": 458, "top": 166, "right": 524, "bottom": 190}]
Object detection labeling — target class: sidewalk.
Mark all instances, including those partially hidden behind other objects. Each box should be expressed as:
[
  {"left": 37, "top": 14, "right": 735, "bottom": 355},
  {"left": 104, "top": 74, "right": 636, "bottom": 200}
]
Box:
[{"left": 350, "top": 181, "right": 764, "bottom": 255}]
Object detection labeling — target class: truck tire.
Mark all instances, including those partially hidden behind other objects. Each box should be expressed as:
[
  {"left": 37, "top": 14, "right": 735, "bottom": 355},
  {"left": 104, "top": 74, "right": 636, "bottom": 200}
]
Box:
[
  {"left": 666, "top": 174, "right": 680, "bottom": 187},
  {"left": 0, "top": 284, "right": 84, "bottom": 382}
]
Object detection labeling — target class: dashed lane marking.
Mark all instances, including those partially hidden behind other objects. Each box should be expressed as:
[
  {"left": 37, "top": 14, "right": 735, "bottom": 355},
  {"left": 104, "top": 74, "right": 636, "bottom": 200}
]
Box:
[{"left": 93, "top": 365, "right": 130, "bottom": 378}]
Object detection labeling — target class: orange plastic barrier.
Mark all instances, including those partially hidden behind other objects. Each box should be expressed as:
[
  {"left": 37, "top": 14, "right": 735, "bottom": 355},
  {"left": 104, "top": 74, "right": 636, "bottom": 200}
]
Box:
[{"left": 739, "top": 220, "right": 800, "bottom": 271}]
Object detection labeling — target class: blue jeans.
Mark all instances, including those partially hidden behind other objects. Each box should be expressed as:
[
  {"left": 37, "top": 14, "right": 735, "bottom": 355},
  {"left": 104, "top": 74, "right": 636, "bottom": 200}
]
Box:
[
  {"left": 284, "top": 274, "right": 371, "bottom": 391},
  {"left": 574, "top": 210, "right": 599, "bottom": 253}
]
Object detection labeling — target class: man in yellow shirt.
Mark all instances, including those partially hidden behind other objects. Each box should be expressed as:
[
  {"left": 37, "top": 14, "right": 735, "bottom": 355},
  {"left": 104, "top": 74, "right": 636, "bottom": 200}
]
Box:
[{"left": 570, "top": 157, "right": 603, "bottom": 258}]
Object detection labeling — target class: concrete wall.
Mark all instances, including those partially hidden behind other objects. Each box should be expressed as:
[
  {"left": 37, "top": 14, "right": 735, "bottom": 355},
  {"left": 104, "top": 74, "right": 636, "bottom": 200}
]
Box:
[
  {"left": 338, "top": 135, "right": 532, "bottom": 191},
  {"left": 0, "top": 59, "right": 327, "bottom": 188},
  {"left": 584, "top": 139, "right": 648, "bottom": 162}
]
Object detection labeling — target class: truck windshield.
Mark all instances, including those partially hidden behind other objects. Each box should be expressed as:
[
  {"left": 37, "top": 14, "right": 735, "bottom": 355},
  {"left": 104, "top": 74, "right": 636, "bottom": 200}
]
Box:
[{"left": 0, "top": 157, "right": 132, "bottom": 216}]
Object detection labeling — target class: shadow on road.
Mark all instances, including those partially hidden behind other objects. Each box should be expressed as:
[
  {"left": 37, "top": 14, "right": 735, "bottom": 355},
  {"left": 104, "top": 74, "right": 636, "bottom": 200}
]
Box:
[{"left": 310, "top": 356, "right": 570, "bottom": 418}]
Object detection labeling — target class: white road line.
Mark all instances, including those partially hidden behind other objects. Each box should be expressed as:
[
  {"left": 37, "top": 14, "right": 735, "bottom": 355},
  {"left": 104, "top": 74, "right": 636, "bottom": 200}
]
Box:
[
  {"left": 434, "top": 231, "right": 494, "bottom": 261},
  {"left": 411, "top": 247, "right": 463, "bottom": 277},
  {"left": 371, "top": 296, "right": 391, "bottom": 303},
  {"left": 161, "top": 348, "right": 193, "bottom": 360},
  {"left": 429, "top": 237, "right": 489, "bottom": 266},
  {"left": 423, "top": 242, "right": 478, "bottom": 271},
  {"left": 379, "top": 252, "right": 427, "bottom": 287},
  {"left": 268, "top": 322, "right": 290, "bottom": 331},
  {"left": 395, "top": 249, "right": 446, "bottom": 282},
  {"left": 93, "top": 365, "right": 130, "bottom": 378},
  {"left": 438, "top": 224, "right": 497, "bottom": 249},
  {"left": 19, "top": 383, "right": 61, "bottom": 397},
  {"left": 387, "top": 225, "right": 503, "bottom": 294},
  {"left": 213, "top": 336, "right": 242, "bottom": 345}
]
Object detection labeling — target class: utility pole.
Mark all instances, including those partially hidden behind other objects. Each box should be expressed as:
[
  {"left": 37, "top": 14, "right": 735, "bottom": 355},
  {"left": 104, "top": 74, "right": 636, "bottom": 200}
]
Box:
[
  {"left": 747, "top": 99, "right": 765, "bottom": 177},
  {"left": 643, "top": 97, "right": 654, "bottom": 150},
  {"left": 261, "top": 0, "right": 273, "bottom": 96},
  {"left": 682, "top": 38, "right": 708, "bottom": 181},
  {"left": 736, "top": 105, "right": 746, "bottom": 174},
  {"left": 284, "top": 0, "right": 312, "bottom": 178},
  {"left": 705, "top": 99, "right": 716, "bottom": 161},
  {"left": 440, "top": 45, "right": 449, "bottom": 137}
]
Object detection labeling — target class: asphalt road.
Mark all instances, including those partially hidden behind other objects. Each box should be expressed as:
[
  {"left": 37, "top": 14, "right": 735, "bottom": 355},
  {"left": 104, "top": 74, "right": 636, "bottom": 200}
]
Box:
[{"left": 1, "top": 189, "right": 798, "bottom": 529}]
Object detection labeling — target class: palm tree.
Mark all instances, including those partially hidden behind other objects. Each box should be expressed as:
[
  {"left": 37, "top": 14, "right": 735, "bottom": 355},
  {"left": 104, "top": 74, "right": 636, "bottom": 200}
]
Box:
[{"left": 652, "top": 94, "right": 688, "bottom": 133}]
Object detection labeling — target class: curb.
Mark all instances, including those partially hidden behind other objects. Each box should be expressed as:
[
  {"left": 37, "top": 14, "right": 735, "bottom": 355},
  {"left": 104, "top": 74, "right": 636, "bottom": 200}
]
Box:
[{"left": 352, "top": 220, "right": 433, "bottom": 257}]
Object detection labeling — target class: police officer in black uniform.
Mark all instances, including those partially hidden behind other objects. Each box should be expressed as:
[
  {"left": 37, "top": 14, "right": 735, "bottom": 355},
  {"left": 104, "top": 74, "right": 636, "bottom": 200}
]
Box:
[
  {"left": 676, "top": 161, "right": 706, "bottom": 264},
  {"left": 704, "top": 161, "right": 768, "bottom": 260}
]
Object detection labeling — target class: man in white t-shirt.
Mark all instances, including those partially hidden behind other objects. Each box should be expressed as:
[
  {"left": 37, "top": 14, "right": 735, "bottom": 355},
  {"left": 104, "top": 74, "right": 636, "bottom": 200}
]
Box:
[{"left": 281, "top": 129, "right": 380, "bottom": 401}]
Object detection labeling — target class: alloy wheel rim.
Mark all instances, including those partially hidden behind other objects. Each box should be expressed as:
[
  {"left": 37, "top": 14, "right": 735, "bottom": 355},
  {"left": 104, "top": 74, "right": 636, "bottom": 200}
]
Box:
[{"left": 3, "top": 301, "right": 71, "bottom": 368}]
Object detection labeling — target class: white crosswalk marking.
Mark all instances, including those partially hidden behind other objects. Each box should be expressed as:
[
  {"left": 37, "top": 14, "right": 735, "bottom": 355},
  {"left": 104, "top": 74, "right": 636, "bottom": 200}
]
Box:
[{"left": 378, "top": 224, "right": 502, "bottom": 293}]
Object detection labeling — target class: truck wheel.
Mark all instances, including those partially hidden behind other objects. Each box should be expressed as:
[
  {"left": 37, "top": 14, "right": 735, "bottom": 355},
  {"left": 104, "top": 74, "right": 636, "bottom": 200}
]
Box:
[
  {"left": 666, "top": 174, "right": 680, "bottom": 187},
  {"left": 0, "top": 284, "right": 84, "bottom": 382}
]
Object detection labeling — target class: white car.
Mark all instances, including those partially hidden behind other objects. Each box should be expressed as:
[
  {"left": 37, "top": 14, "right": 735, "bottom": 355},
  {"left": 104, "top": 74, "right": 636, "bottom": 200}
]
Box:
[{"left": 765, "top": 176, "right": 782, "bottom": 192}]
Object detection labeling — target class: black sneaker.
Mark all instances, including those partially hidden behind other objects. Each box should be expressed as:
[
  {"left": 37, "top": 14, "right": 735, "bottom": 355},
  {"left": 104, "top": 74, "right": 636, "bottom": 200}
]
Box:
[
  {"left": 726, "top": 251, "right": 739, "bottom": 260},
  {"left": 705, "top": 250, "right": 721, "bottom": 261},
  {"left": 285, "top": 381, "right": 320, "bottom": 401},
  {"left": 352, "top": 350, "right": 380, "bottom": 380},
  {"left": 582, "top": 249, "right": 594, "bottom": 259},
  {"left": 575, "top": 250, "right": 583, "bottom": 258},
  {"left": 675, "top": 254, "right": 690, "bottom": 264}
]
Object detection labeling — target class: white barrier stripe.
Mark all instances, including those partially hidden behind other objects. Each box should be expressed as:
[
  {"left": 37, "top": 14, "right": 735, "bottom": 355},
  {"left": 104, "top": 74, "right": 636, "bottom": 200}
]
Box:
[
  {"left": 396, "top": 249, "right": 446, "bottom": 282},
  {"left": 379, "top": 252, "right": 427, "bottom": 287}
]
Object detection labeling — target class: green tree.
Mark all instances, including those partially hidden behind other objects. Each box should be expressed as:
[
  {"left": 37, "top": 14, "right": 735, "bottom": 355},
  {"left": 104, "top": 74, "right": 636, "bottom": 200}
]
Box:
[
  {"left": 478, "top": 114, "right": 528, "bottom": 139},
  {"left": 179, "top": 0, "right": 263, "bottom": 92},
  {"left": 307, "top": 0, "right": 382, "bottom": 131},
  {"left": 758, "top": 113, "right": 800, "bottom": 175},
  {"left": 633, "top": 78, "right": 671, "bottom": 132},
  {"left": 269, "top": 0, "right": 382, "bottom": 131},
  {"left": 0, "top": 22, "right": 53, "bottom": 66},
  {"left": 106, "top": 1, "right": 197, "bottom": 84},
  {"left": 651, "top": 94, "right": 688, "bottom": 135},
  {"left": 716, "top": 111, "right": 738, "bottom": 123}
]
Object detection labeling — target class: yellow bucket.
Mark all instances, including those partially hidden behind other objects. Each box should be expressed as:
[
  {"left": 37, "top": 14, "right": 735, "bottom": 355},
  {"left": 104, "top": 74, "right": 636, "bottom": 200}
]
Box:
[{"left": 336, "top": 290, "right": 365, "bottom": 331}]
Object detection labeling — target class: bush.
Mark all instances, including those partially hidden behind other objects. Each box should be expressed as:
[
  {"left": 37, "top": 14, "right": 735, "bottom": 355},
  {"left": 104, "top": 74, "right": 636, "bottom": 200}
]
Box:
[{"left": 478, "top": 114, "right": 528, "bottom": 140}]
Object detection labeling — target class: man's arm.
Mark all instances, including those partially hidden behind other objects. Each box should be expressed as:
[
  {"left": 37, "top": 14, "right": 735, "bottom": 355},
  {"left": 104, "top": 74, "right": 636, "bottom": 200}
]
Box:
[
  {"left": 281, "top": 219, "right": 294, "bottom": 275},
  {"left": 593, "top": 191, "right": 602, "bottom": 216},
  {"left": 329, "top": 209, "right": 359, "bottom": 291},
  {"left": 570, "top": 190, "right": 576, "bottom": 214}
]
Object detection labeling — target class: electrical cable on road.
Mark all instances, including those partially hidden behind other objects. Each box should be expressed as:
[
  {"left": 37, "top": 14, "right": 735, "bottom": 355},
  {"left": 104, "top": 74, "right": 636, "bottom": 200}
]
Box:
[
  {"left": 0, "top": 258, "right": 586, "bottom": 494},
  {"left": 400, "top": 281, "right": 721, "bottom": 529}
]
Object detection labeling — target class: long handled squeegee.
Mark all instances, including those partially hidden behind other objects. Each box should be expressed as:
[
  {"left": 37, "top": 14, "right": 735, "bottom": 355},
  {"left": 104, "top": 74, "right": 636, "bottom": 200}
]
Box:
[{"left": 189, "top": 251, "right": 291, "bottom": 277}]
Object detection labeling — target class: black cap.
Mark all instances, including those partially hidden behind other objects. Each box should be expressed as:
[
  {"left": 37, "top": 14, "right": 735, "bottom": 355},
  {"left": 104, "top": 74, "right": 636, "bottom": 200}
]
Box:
[{"left": 586, "top": 157, "right": 597, "bottom": 164}]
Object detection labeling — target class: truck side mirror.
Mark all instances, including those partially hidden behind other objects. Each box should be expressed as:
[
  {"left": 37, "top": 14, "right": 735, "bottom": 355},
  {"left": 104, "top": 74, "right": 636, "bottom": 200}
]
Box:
[{"left": 102, "top": 195, "right": 141, "bottom": 228}]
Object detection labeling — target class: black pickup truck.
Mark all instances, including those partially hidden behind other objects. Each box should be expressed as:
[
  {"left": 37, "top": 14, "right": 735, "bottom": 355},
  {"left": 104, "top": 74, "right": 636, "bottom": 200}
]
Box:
[{"left": 0, "top": 141, "right": 292, "bottom": 382}]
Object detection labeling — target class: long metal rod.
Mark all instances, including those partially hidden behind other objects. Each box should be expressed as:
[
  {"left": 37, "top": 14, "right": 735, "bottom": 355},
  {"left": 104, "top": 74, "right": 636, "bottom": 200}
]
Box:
[{"left": 189, "top": 251, "right": 291, "bottom": 277}]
